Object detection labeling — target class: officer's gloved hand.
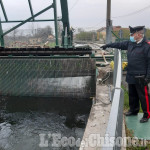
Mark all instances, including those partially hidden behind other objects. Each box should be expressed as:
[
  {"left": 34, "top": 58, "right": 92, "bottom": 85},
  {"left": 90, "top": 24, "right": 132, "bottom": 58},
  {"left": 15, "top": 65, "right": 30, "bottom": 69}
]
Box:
[
  {"left": 144, "top": 77, "right": 150, "bottom": 85},
  {"left": 100, "top": 45, "right": 108, "bottom": 50}
]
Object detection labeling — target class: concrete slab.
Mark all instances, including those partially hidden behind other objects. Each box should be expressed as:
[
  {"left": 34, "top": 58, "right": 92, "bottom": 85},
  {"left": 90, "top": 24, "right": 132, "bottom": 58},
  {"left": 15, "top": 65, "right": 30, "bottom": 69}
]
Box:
[
  {"left": 80, "top": 84, "right": 111, "bottom": 150},
  {"left": 125, "top": 113, "right": 150, "bottom": 140},
  {"left": 79, "top": 65, "right": 126, "bottom": 150}
]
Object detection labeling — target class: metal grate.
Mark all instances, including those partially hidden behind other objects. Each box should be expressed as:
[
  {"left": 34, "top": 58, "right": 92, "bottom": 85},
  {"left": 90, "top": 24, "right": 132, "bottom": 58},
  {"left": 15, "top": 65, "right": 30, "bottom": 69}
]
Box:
[{"left": 0, "top": 58, "right": 96, "bottom": 98}]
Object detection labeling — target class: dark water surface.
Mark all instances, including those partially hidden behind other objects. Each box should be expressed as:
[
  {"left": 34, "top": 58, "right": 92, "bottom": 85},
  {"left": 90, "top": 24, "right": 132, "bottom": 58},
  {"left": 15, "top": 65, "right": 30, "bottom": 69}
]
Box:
[{"left": 0, "top": 97, "right": 92, "bottom": 150}]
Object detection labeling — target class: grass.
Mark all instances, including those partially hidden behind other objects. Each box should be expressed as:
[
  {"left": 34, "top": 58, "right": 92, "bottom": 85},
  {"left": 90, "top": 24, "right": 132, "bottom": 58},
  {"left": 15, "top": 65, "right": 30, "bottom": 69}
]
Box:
[
  {"left": 127, "top": 145, "right": 150, "bottom": 150},
  {"left": 48, "top": 42, "right": 56, "bottom": 47}
]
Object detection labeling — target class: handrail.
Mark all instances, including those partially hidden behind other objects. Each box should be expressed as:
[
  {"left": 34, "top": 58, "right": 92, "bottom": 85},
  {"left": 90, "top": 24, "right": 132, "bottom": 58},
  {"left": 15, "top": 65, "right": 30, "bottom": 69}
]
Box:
[{"left": 102, "top": 49, "right": 124, "bottom": 150}]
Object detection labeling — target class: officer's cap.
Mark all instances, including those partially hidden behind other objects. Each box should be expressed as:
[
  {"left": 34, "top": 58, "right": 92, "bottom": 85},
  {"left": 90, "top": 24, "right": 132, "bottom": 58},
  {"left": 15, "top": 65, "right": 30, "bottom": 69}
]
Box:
[{"left": 129, "top": 26, "right": 145, "bottom": 34}]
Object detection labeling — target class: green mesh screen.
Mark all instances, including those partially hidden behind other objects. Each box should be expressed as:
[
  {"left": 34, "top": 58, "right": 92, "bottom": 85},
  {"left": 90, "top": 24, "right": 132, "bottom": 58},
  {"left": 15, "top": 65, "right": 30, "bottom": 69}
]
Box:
[{"left": 0, "top": 58, "right": 96, "bottom": 98}]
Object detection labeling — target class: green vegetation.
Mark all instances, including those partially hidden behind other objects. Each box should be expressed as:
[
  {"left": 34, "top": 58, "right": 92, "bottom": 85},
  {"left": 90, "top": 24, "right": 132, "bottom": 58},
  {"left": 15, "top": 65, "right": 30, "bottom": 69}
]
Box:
[
  {"left": 48, "top": 42, "right": 56, "bottom": 47},
  {"left": 76, "top": 31, "right": 97, "bottom": 41},
  {"left": 127, "top": 144, "right": 150, "bottom": 150},
  {"left": 145, "top": 28, "right": 150, "bottom": 39},
  {"left": 113, "top": 28, "right": 150, "bottom": 40},
  {"left": 113, "top": 29, "right": 130, "bottom": 39},
  {"left": 121, "top": 85, "right": 130, "bottom": 111}
]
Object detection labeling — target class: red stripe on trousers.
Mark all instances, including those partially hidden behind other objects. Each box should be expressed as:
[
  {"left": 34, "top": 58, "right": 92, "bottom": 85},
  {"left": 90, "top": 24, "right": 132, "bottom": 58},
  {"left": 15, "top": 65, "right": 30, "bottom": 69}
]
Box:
[{"left": 144, "top": 86, "right": 150, "bottom": 118}]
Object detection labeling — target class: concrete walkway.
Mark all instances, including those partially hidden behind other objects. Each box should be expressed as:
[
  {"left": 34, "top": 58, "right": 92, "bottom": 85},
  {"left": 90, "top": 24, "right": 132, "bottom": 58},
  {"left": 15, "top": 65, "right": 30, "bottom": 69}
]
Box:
[
  {"left": 80, "top": 84, "right": 111, "bottom": 150},
  {"left": 80, "top": 67, "right": 126, "bottom": 149}
]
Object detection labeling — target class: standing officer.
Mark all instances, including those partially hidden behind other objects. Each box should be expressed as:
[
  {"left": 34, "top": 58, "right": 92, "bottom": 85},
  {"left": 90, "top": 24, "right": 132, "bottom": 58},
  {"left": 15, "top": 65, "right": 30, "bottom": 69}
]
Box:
[{"left": 101, "top": 26, "right": 150, "bottom": 123}]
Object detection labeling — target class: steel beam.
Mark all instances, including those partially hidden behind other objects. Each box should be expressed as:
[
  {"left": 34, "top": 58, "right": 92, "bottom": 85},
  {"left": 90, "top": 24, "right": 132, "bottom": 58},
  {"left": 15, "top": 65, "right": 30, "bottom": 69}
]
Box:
[
  {"left": 60, "top": 0, "right": 70, "bottom": 29},
  {"left": 0, "top": 50, "right": 92, "bottom": 56},
  {"left": 0, "top": 19, "right": 62, "bottom": 23},
  {"left": 28, "top": 0, "right": 34, "bottom": 21},
  {"left": 0, "top": 18, "right": 4, "bottom": 46},
  {"left": 0, "top": 47, "right": 92, "bottom": 56},
  {"left": 0, "top": 0, "right": 8, "bottom": 21},
  {"left": 2, "top": 4, "right": 54, "bottom": 36},
  {"left": 53, "top": 0, "right": 59, "bottom": 46},
  {"left": 111, "top": 31, "right": 121, "bottom": 41}
]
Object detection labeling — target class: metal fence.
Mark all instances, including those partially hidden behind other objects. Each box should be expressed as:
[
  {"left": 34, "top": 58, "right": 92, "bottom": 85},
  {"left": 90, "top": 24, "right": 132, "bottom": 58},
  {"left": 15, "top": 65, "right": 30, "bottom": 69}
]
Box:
[
  {"left": 0, "top": 58, "right": 96, "bottom": 98},
  {"left": 102, "top": 49, "right": 124, "bottom": 150}
]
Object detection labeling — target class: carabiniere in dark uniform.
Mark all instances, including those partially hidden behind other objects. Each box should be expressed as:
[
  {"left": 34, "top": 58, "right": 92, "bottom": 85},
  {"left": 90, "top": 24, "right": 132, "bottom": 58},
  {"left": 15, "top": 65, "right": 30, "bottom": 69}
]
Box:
[{"left": 101, "top": 26, "right": 150, "bottom": 123}]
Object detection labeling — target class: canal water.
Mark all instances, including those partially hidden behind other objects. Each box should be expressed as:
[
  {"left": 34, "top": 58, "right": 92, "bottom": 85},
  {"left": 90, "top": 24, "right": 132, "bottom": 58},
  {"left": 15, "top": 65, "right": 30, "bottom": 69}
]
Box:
[{"left": 0, "top": 97, "right": 92, "bottom": 150}]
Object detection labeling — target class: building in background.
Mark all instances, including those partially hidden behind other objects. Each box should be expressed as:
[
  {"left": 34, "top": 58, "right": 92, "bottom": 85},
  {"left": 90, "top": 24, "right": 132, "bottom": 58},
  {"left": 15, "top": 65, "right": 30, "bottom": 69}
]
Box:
[{"left": 97, "top": 26, "right": 129, "bottom": 43}]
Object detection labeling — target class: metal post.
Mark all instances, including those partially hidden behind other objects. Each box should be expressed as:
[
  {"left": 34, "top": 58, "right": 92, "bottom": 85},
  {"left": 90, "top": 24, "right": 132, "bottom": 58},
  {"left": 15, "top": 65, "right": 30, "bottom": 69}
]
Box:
[
  {"left": 102, "top": 50, "right": 124, "bottom": 150},
  {"left": 60, "top": 0, "right": 71, "bottom": 47},
  {"left": 106, "top": 0, "right": 112, "bottom": 44},
  {"left": 53, "top": 0, "right": 59, "bottom": 46},
  {"left": 113, "top": 49, "right": 118, "bottom": 87},
  {"left": 0, "top": 18, "right": 4, "bottom": 46}
]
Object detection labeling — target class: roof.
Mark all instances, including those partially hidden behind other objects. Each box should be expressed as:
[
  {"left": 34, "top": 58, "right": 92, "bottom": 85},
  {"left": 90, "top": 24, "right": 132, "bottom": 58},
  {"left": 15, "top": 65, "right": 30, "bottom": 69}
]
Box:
[{"left": 97, "top": 26, "right": 129, "bottom": 32}]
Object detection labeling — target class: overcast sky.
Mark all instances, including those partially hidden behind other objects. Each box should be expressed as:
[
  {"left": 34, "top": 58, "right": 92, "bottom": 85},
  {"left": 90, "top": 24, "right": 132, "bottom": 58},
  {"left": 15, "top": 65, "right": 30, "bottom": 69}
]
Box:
[{"left": 0, "top": 0, "right": 150, "bottom": 31}]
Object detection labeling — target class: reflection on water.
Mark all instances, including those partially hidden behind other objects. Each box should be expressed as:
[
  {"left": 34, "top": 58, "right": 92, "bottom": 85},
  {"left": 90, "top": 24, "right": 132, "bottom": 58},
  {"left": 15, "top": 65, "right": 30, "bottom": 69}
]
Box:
[{"left": 0, "top": 97, "right": 92, "bottom": 150}]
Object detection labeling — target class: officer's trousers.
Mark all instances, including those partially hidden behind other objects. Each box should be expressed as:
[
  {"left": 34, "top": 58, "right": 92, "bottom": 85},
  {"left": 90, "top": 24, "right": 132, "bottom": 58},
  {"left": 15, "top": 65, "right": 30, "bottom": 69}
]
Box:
[{"left": 129, "top": 83, "right": 150, "bottom": 118}]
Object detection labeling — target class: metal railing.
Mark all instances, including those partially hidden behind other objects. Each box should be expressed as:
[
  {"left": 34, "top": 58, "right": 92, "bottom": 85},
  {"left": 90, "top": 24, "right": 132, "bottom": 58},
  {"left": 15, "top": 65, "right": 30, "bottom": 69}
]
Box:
[{"left": 102, "top": 49, "right": 124, "bottom": 150}]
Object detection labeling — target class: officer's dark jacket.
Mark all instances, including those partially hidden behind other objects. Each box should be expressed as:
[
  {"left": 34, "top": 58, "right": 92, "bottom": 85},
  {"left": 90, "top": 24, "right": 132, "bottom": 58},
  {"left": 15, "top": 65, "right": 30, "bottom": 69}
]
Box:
[{"left": 106, "top": 37, "right": 150, "bottom": 84}]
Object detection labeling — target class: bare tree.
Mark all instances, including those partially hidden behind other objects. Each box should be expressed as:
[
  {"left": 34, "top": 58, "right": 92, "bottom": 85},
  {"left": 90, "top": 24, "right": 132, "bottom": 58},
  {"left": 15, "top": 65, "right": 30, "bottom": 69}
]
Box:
[
  {"left": 34, "top": 25, "right": 53, "bottom": 42},
  {"left": 57, "top": 21, "right": 63, "bottom": 39},
  {"left": 30, "top": 23, "right": 35, "bottom": 36},
  {"left": 11, "top": 29, "right": 19, "bottom": 42}
]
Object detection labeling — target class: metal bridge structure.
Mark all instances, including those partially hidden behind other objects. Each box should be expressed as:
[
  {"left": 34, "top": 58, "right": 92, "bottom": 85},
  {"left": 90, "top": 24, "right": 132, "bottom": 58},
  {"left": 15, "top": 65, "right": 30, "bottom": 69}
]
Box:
[
  {"left": 1, "top": 1, "right": 149, "bottom": 150},
  {"left": 0, "top": 0, "right": 73, "bottom": 48},
  {"left": 0, "top": 0, "right": 96, "bottom": 98},
  {"left": 2, "top": 1, "right": 146, "bottom": 149}
]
